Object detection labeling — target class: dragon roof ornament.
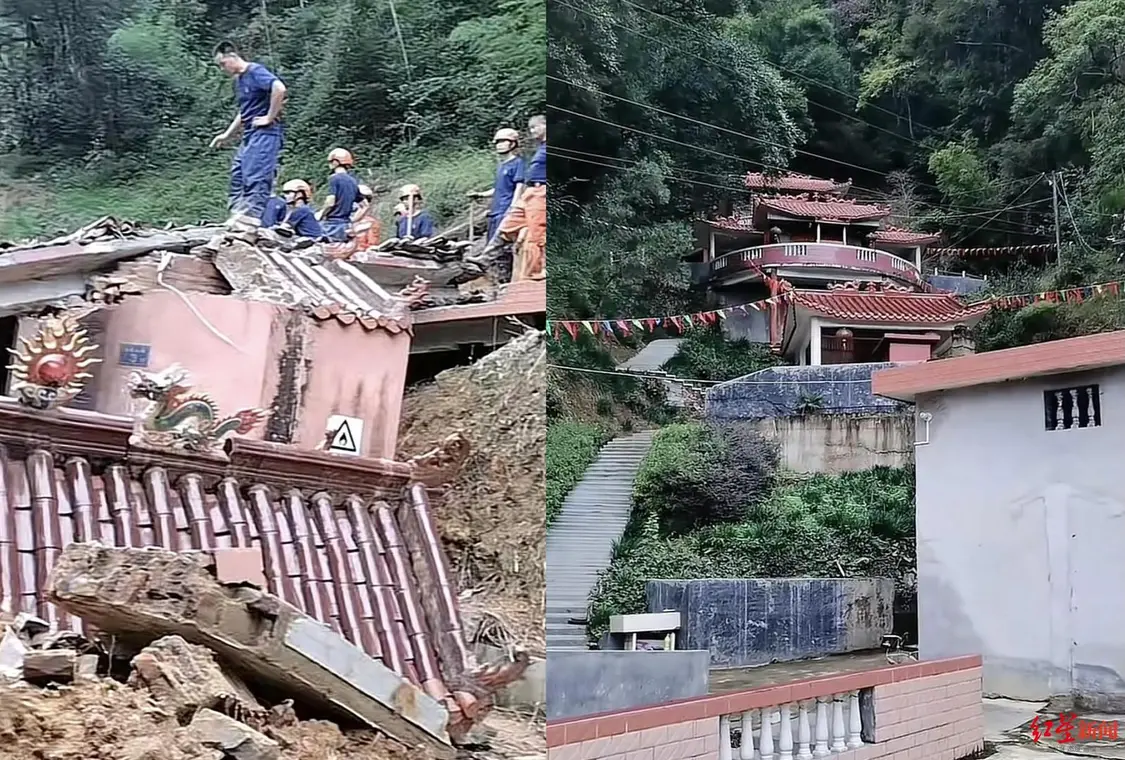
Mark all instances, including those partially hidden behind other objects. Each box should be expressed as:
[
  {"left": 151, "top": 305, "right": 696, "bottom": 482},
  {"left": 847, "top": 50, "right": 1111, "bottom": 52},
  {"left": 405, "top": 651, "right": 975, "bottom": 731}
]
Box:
[
  {"left": 128, "top": 364, "right": 268, "bottom": 454},
  {"left": 6, "top": 315, "right": 102, "bottom": 410}
]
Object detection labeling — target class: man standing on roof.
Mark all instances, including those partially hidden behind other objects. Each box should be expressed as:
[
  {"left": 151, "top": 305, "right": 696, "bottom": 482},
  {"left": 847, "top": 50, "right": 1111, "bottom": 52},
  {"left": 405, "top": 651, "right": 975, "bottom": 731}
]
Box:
[
  {"left": 278, "top": 179, "right": 326, "bottom": 239},
  {"left": 395, "top": 184, "right": 436, "bottom": 238},
  {"left": 209, "top": 42, "right": 288, "bottom": 222},
  {"left": 317, "top": 148, "right": 361, "bottom": 242},
  {"left": 469, "top": 128, "right": 526, "bottom": 244}
]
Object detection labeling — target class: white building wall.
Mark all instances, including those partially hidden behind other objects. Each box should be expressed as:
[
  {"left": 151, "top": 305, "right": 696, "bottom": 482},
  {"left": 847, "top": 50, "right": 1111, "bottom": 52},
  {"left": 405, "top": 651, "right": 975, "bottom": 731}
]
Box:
[{"left": 914, "top": 367, "right": 1125, "bottom": 709}]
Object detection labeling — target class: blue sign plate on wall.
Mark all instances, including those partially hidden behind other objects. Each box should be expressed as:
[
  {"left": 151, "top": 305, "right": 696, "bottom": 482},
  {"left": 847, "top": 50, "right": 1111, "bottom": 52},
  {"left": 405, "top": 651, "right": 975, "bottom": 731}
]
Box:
[{"left": 118, "top": 343, "right": 151, "bottom": 368}]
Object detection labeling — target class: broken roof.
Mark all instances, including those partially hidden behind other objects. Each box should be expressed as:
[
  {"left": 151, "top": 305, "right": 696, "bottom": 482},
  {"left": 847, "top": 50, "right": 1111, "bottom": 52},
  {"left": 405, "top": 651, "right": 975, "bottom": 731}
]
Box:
[
  {"left": 0, "top": 218, "right": 543, "bottom": 331},
  {"left": 744, "top": 172, "right": 851, "bottom": 195},
  {"left": 0, "top": 399, "right": 523, "bottom": 741}
]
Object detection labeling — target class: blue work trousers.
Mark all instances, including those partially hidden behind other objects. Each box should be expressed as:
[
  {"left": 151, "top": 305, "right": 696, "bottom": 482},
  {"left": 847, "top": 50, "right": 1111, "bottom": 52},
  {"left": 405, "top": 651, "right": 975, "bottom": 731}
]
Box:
[
  {"left": 322, "top": 220, "right": 351, "bottom": 242},
  {"left": 229, "top": 127, "right": 283, "bottom": 219},
  {"left": 487, "top": 212, "right": 504, "bottom": 243}
]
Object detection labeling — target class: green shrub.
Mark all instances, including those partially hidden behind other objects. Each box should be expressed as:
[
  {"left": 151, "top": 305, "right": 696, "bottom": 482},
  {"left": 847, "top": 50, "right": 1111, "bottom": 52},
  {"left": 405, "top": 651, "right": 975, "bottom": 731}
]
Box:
[
  {"left": 546, "top": 422, "right": 610, "bottom": 526},
  {"left": 587, "top": 465, "right": 916, "bottom": 638},
  {"left": 632, "top": 422, "right": 778, "bottom": 535},
  {"left": 663, "top": 326, "right": 783, "bottom": 381}
]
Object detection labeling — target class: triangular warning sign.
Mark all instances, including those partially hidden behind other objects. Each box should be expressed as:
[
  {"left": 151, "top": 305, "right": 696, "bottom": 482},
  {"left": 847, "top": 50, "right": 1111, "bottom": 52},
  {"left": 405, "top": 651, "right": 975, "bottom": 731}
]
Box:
[{"left": 329, "top": 420, "right": 358, "bottom": 453}]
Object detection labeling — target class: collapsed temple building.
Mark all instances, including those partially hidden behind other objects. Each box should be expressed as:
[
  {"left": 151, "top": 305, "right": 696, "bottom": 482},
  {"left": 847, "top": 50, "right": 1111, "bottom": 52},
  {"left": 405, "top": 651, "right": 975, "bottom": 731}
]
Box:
[{"left": 0, "top": 218, "right": 546, "bottom": 755}]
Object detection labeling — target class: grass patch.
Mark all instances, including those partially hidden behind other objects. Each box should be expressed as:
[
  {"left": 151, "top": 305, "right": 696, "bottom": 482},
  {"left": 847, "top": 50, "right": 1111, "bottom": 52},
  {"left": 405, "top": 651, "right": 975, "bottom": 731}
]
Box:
[
  {"left": 546, "top": 422, "right": 611, "bottom": 526},
  {"left": 0, "top": 145, "right": 495, "bottom": 240}
]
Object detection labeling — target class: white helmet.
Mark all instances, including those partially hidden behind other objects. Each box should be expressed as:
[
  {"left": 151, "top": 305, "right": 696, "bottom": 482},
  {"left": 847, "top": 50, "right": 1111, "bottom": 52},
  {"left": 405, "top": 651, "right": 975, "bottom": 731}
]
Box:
[
  {"left": 399, "top": 184, "right": 422, "bottom": 200},
  {"left": 281, "top": 179, "right": 312, "bottom": 201},
  {"left": 327, "top": 147, "right": 354, "bottom": 167},
  {"left": 357, "top": 184, "right": 374, "bottom": 200},
  {"left": 493, "top": 127, "right": 520, "bottom": 149}
]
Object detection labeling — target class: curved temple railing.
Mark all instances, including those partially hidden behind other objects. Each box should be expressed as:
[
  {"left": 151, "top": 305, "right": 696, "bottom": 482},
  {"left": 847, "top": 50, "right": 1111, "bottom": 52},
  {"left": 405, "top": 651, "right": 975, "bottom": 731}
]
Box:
[{"left": 710, "top": 243, "right": 923, "bottom": 285}]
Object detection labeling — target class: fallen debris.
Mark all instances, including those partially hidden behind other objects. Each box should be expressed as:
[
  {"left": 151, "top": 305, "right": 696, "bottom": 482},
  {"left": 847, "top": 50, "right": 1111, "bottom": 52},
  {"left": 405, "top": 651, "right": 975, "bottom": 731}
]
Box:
[
  {"left": 47, "top": 543, "right": 455, "bottom": 757},
  {"left": 21, "top": 649, "right": 77, "bottom": 685},
  {"left": 399, "top": 329, "right": 547, "bottom": 655},
  {"left": 187, "top": 708, "right": 280, "bottom": 760}
]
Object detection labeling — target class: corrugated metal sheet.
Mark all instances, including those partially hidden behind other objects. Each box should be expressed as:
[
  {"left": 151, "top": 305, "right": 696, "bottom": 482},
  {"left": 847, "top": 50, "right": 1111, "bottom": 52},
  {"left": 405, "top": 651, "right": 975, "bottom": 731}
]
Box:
[{"left": 0, "top": 443, "right": 462, "bottom": 703}]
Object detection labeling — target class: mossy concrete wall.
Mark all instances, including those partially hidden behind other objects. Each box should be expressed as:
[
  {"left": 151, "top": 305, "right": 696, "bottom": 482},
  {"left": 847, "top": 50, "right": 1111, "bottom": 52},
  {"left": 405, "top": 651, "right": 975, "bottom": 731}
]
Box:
[{"left": 754, "top": 414, "right": 914, "bottom": 472}]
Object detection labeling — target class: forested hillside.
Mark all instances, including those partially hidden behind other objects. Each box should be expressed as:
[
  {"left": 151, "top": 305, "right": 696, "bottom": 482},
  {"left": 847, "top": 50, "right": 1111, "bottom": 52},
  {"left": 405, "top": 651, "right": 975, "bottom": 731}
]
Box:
[
  {"left": 549, "top": 0, "right": 1125, "bottom": 351},
  {"left": 0, "top": 0, "right": 545, "bottom": 238}
]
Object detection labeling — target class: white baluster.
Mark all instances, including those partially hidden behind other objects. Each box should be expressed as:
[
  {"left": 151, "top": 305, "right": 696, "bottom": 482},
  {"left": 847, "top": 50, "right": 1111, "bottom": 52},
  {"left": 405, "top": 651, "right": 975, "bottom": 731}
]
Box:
[
  {"left": 779, "top": 703, "right": 795, "bottom": 760},
  {"left": 1086, "top": 388, "right": 1097, "bottom": 422},
  {"left": 759, "top": 708, "right": 775, "bottom": 760},
  {"left": 720, "top": 715, "right": 734, "bottom": 760},
  {"left": 830, "top": 695, "right": 847, "bottom": 753},
  {"left": 1069, "top": 390, "right": 1081, "bottom": 425},
  {"left": 847, "top": 691, "right": 863, "bottom": 748},
  {"left": 797, "top": 701, "right": 813, "bottom": 760},
  {"left": 813, "top": 697, "right": 830, "bottom": 757},
  {"left": 1055, "top": 392, "right": 1065, "bottom": 430},
  {"left": 740, "top": 711, "right": 756, "bottom": 760}
]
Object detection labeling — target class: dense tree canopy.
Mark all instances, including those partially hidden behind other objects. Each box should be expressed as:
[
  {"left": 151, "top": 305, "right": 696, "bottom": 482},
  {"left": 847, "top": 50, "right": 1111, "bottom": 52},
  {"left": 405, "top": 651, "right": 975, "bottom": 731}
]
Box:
[{"left": 550, "top": 0, "right": 1125, "bottom": 348}]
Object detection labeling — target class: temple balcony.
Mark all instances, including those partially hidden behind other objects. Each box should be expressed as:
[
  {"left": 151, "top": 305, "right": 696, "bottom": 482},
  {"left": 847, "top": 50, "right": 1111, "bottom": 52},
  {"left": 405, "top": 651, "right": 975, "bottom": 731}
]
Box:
[{"left": 709, "top": 243, "right": 923, "bottom": 288}]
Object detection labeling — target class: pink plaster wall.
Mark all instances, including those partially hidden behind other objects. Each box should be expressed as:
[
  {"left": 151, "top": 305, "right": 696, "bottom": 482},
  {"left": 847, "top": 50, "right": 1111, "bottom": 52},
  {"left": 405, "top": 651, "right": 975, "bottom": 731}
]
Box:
[
  {"left": 296, "top": 318, "right": 411, "bottom": 459},
  {"left": 92, "top": 291, "right": 411, "bottom": 459},
  {"left": 888, "top": 341, "right": 933, "bottom": 364},
  {"left": 96, "top": 291, "right": 282, "bottom": 438}
]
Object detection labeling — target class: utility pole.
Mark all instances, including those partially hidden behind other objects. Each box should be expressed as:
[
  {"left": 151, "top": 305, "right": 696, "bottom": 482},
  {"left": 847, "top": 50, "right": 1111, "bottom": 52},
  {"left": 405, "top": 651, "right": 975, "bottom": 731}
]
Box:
[{"left": 1050, "top": 171, "right": 1062, "bottom": 267}]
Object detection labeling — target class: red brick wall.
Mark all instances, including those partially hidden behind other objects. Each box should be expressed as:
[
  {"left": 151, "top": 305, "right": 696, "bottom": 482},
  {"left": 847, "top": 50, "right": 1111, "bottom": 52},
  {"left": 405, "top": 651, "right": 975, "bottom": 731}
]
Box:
[{"left": 546, "top": 655, "right": 983, "bottom": 760}]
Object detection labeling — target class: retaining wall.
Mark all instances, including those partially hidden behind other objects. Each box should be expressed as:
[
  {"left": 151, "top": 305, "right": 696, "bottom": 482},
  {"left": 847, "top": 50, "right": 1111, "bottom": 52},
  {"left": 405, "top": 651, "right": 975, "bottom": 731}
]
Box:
[
  {"left": 647, "top": 578, "right": 895, "bottom": 668},
  {"left": 545, "top": 654, "right": 985, "bottom": 760},
  {"left": 546, "top": 650, "right": 711, "bottom": 720},
  {"left": 754, "top": 414, "right": 915, "bottom": 472}
]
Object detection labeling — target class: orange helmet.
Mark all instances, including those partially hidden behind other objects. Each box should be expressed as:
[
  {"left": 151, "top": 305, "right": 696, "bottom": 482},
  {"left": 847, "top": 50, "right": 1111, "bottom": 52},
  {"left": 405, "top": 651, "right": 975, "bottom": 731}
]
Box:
[
  {"left": 328, "top": 148, "right": 354, "bottom": 167},
  {"left": 281, "top": 179, "right": 312, "bottom": 201}
]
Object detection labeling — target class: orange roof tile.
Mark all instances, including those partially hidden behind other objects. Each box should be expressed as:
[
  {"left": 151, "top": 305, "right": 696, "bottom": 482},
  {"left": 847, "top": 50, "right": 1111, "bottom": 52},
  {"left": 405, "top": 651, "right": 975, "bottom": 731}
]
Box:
[
  {"left": 757, "top": 195, "right": 891, "bottom": 221},
  {"left": 791, "top": 289, "right": 991, "bottom": 324},
  {"left": 873, "top": 329, "right": 1125, "bottom": 401},
  {"left": 744, "top": 172, "right": 850, "bottom": 194}
]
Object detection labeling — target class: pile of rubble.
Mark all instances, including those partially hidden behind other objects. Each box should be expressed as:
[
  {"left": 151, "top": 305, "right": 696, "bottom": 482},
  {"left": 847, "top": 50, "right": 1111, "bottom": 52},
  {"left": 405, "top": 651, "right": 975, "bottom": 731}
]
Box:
[
  {"left": 399, "top": 329, "right": 547, "bottom": 655},
  {"left": 0, "top": 542, "right": 543, "bottom": 760}
]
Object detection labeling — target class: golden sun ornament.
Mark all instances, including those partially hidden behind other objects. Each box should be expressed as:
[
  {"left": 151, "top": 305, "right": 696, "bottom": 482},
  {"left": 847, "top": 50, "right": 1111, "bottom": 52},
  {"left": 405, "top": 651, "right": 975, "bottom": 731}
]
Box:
[{"left": 6, "top": 316, "right": 102, "bottom": 410}]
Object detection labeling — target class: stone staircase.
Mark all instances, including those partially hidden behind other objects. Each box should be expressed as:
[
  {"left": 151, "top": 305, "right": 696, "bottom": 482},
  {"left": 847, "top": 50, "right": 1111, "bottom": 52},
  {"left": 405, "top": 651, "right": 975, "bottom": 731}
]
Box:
[
  {"left": 618, "top": 339, "right": 685, "bottom": 407},
  {"left": 546, "top": 429, "right": 657, "bottom": 651}
]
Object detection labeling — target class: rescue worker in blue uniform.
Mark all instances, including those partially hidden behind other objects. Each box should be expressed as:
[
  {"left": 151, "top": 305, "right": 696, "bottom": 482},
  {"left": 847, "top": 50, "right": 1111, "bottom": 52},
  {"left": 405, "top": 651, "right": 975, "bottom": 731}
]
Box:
[
  {"left": 279, "top": 179, "right": 326, "bottom": 239},
  {"left": 317, "top": 148, "right": 361, "bottom": 241},
  {"left": 395, "top": 184, "right": 437, "bottom": 238},
  {"left": 210, "top": 42, "right": 287, "bottom": 221},
  {"left": 262, "top": 195, "right": 287, "bottom": 228},
  {"left": 469, "top": 128, "right": 525, "bottom": 243}
]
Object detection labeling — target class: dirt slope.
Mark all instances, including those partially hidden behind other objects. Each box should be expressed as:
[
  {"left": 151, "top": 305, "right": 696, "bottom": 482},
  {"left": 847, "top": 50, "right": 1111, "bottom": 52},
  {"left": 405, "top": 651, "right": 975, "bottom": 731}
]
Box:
[{"left": 398, "top": 328, "right": 546, "bottom": 653}]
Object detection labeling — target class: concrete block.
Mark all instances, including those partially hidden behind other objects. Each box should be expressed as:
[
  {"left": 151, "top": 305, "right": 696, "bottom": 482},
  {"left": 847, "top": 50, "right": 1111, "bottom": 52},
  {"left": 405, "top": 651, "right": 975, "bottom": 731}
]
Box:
[
  {"left": 188, "top": 708, "right": 279, "bottom": 760},
  {"left": 647, "top": 577, "right": 894, "bottom": 667},
  {"left": 212, "top": 547, "right": 267, "bottom": 589},
  {"left": 546, "top": 650, "right": 710, "bottom": 720},
  {"left": 47, "top": 543, "right": 454, "bottom": 758}
]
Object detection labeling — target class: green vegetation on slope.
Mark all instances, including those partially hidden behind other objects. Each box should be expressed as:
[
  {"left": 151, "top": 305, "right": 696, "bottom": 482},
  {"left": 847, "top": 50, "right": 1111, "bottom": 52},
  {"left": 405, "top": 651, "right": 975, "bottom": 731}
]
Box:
[
  {"left": 545, "top": 422, "right": 611, "bottom": 526},
  {"left": 587, "top": 423, "right": 915, "bottom": 638},
  {"left": 0, "top": 0, "right": 544, "bottom": 238},
  {"left": 663, "top": 327, "right": 784, "bottom": 382}
]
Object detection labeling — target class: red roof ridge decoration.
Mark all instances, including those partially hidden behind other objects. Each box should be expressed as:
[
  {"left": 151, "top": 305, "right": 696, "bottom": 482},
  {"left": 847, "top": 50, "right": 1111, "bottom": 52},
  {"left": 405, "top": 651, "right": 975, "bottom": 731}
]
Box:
[
  {"left": 789, "top": 286, "right": 991, "bottom": 324},
  {"left": 869, "top": 225, "right": 943, "bottom": 245},
  {"left": 754, "top": 194, "right": 892, "bottom": 221},
  {"left": 745, "top": 172, "right": 851, "bottom": 194}
]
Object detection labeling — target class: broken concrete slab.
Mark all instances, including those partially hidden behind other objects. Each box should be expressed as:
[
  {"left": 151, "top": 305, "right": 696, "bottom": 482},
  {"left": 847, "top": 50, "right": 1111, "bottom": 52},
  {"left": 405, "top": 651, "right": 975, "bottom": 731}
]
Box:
[
  {"left": 74, "top": 653, "right": 99, "bottom": 681},
  {"left": 188, "top": 708, "right": 279, "bottom": 760},
  {"left": 129, "top": 635, "right": 264, "bottom": 723},
  {"left": 47, "top": 543, "right": 454, "bottom": 758},
  {"left": 22, "top": 649, "right": 76, "bottom": 684}
]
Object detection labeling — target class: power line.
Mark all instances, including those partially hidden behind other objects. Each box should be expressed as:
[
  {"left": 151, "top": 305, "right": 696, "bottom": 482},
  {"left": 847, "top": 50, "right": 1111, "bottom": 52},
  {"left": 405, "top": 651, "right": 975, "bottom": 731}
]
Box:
[
  {"left": 945, "top": 175, "right": 1044, "bottom": 248},
  {"left": 548, "top": 107, "right": 1047, "bottom": 238},
  {"left": 1057, "top": 178, "right": 1103, "bottom": 256},
  {"left": 552, "top": 145, "right": 1050, "bottom": 227},
  {"left": 548, "top": 363, "right": 876, "bottom": 385},
  {"left": 609, "top": 0, "right": 1049, "bottom": 191}
]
